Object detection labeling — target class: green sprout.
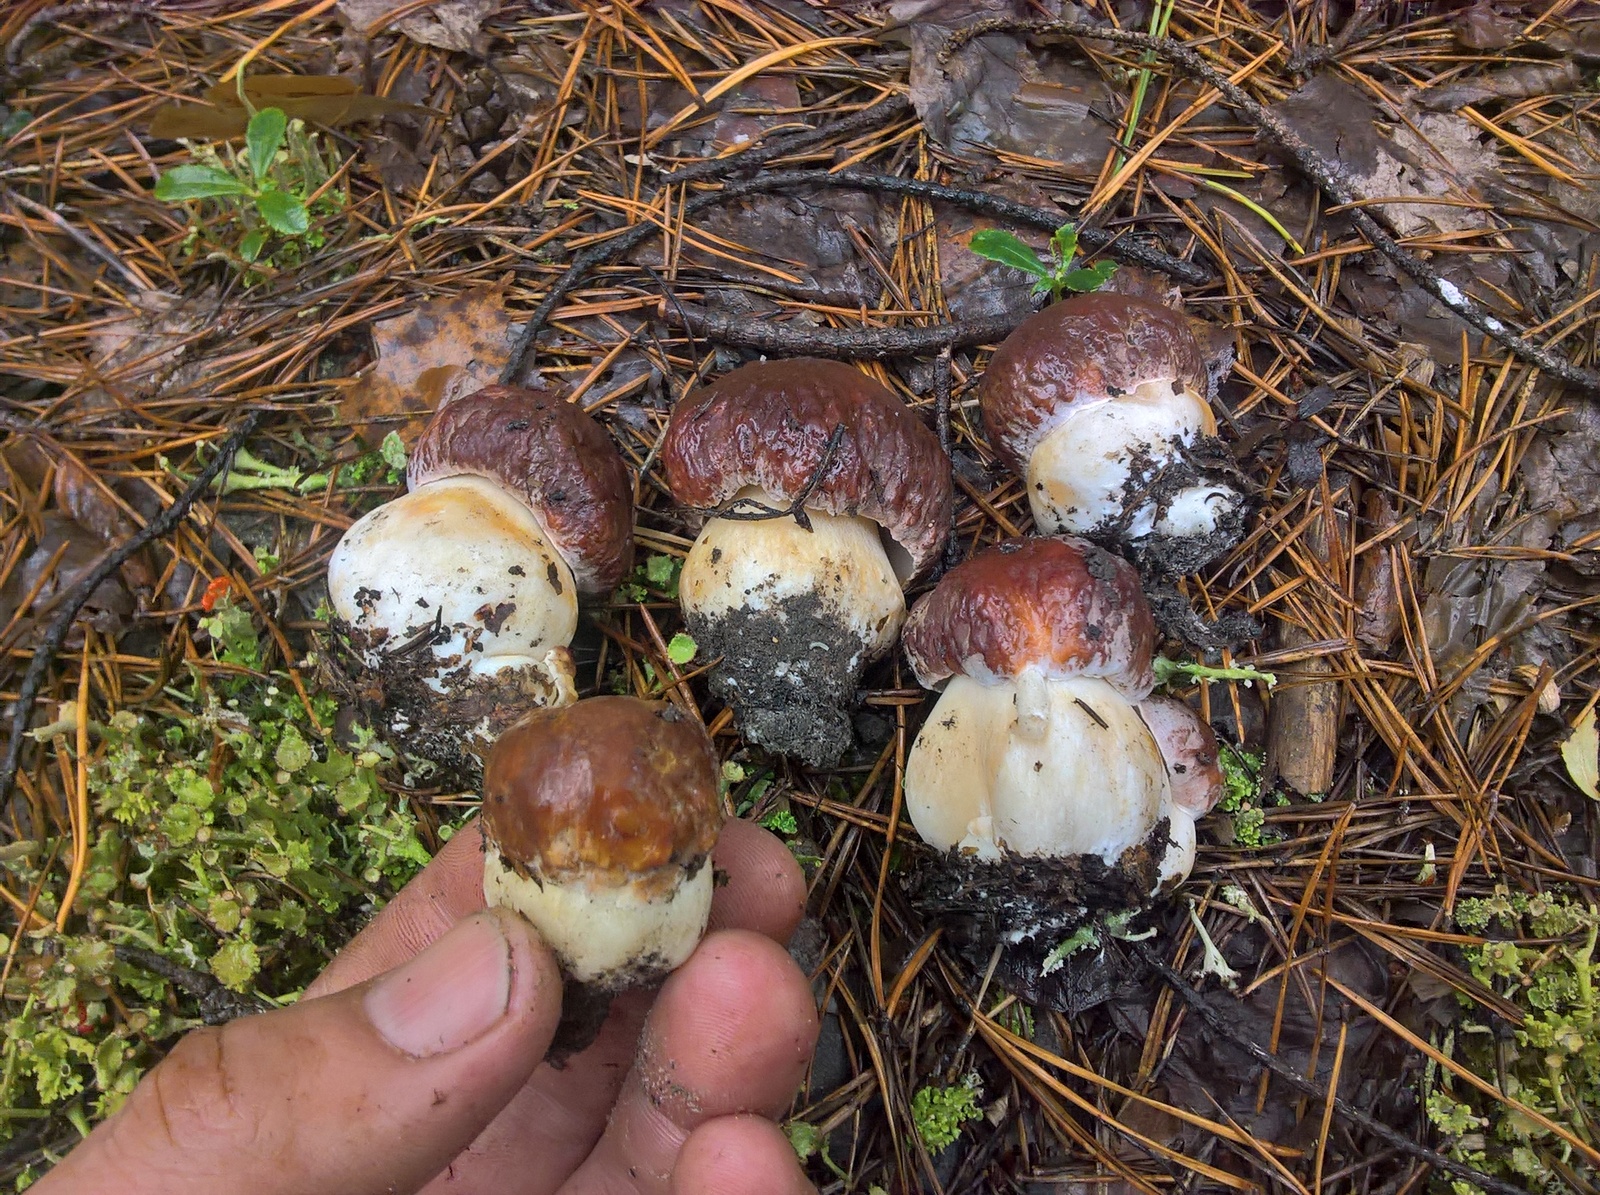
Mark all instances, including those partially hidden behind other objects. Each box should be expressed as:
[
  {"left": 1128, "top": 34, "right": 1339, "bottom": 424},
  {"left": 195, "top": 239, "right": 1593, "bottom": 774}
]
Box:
[
  {"left": 911, "top": 1073, "right": 984, "bottom": 1153},
  {"left": 153, "top": 105, "right": 344, "bottom": 278},
  {"left": 1154, "top": 656, "right": 1277, "bottom": 689},
  {"left": 968, "top": 223, "right": 1117, "bottom": 303},
  {"left": 615, "top": 554, "right": 684, "bottom": 604}
]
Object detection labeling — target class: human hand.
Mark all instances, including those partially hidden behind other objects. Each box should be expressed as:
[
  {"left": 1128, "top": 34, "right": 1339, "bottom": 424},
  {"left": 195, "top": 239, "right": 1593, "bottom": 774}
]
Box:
[{"left": 37, "top": 818, "right": 820, "bottom": 1195}]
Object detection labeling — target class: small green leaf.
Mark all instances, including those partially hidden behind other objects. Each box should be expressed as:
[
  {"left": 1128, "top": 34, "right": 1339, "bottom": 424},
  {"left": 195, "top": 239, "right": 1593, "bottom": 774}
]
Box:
[
  {"left": 967, "top": 228, "right": 1050, "bottom": 279},
  {"left": 379, "top": 430, "right": 407, "bottom": 472},
  {"left": 1048, "top": 223, "right": 1080, "bottom": 264},
  {"left": 153, "top": 164, "right": 251, "bottom": 202},
  {"left": 209, "top": 938, "right": 260, "bottom": 992},
  {"left": 1061, "top": 261, "right": 1118, "bottom": 293},
  {"left": 666, "top": 632, "right": 697, "bottom": 665},
  {"left": 255, "top": 189, "right": 309, "bottom": 236},
  {"left": 760, "top": 808, "right": 798, "bottom": 836},
  {"left": 0, "top": 108, "right": 33, "bottom": 140},
  {"left": 238, "top": 227, "right": 268, "bottom": 263},
  {"left": 1561, "top": 707, "right": 1599, "bottom": 800},
  {"left": 246, "top": 107, "right": 287, "bottom": 185}
]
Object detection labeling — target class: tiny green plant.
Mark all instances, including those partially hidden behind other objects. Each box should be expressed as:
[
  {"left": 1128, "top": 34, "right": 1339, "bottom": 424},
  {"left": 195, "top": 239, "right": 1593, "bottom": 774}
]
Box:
[
  {"left": 1216, "top": 741, "right": 1279, "bottom": 849},
  {"left": 153, "top": 106, "right": 343, "bottom": 277},
  {"left": 911, "top": 1073, "right": 984, "bottom": 1153},
  {"left": 1429, "top": 887, "right": 1600, "bottom": 1191},
  {"left": 968, "top": 223, "right": 1117, "bottom": 303}
]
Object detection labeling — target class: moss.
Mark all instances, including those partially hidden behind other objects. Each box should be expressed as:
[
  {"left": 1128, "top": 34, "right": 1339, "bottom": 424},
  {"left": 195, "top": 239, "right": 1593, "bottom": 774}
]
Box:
[
  {"left": 0, "top": 602, "right": 442, "bottom": 1157},
  {"left": 911, "top": 1072, "right": 984, "bottom": 1152}
]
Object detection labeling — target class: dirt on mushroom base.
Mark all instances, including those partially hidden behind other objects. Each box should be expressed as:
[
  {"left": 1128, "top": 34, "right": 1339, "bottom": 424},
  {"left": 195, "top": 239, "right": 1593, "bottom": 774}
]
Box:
[
  {"left": 901, "top": 821, "right": 1169, "bottom": 1008},
  {"left": 321, "top": 617, "right": 576, "bottom": 784},
  {"left": 687, "top": 588, "right": 888, "bottom": 768},
  {"left": 1095, "top": 433, "right": 1250, "bottom": 581}
]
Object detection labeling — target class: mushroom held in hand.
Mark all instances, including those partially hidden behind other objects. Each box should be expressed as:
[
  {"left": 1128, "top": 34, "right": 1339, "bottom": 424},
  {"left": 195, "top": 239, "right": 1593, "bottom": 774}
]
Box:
[
  {"left": 661, "top": 359, "right": 953, "bottom": 766},
  {"left": 981, "top": 292, "right": 1245, "bottom": 578},
  {"left": 326, "top": 385, "right": 632, "bottom": 779},
  {"left": 900, "top": 536, "right": 1200, "bottom": 952},
  {"left": 480, "top": 696, "right": 723, "bottom": 1054}
]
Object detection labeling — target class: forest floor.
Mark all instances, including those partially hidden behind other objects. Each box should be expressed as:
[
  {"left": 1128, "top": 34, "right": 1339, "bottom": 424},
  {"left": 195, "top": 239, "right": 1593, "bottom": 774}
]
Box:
[{"left": 0, "top": 1, "right": 1598, "bottom": 1192}]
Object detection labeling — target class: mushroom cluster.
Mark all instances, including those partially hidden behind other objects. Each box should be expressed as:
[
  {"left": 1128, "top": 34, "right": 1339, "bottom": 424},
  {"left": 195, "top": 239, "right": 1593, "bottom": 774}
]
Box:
[
  {"left": 981, "top": 292, "right": 1245, "bottom": 579},
  {"left": 479, "top": 695, "right": 723, "bottom": 1056},
  {"left": 660, "top": 358, "right": 953, "bottom": 766},
  {"left": 900, "top": 536, "right": 1222, "bottom": 952},
  {"left": 326, "top": 384, "right": 633, "bottom": 780}
]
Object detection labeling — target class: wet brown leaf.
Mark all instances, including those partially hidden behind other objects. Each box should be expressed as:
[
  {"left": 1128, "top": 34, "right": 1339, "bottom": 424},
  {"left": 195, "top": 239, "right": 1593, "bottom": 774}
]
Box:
[
  {"left": 337, "top": 0, "right": 495, "bottom": 53},
  {"left": 148, "top": 75, "right": 437, "bottom": 139},
  {"left": 343, "top": 283, "right": 520, "bottom": 440},
  {"left": 905, "top": 8, "right": 1115, "bottom": 175}
]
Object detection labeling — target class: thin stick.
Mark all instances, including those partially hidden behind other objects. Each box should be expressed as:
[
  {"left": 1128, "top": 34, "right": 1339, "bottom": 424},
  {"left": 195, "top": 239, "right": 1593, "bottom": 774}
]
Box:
[
  {"left": 661, "top": 93, "right": 912, "bottom": 184},
  {"left": 0, "top": 412, "right": 262, "bottom": 807},
  {"left": 500, "top": 168, "right": 1207, "bottom": 381}
]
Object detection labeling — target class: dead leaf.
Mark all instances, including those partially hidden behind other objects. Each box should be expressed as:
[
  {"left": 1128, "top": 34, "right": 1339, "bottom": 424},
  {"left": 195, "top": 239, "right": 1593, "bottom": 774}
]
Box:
[
  {"left": 148, "top": 75, "right": 438, "bottom": 140},
  {"left": 1561, "top": 708, "right": 1599, "bottom": 801},
  {"left": 338, "top": 0, "right": 496, "bottom": 53},
  {"left": 343, "top": 283, "right": 520, "bottom": 440},
  {"left": 907, "top": 19, "right": 1116, "bottom": 174}
]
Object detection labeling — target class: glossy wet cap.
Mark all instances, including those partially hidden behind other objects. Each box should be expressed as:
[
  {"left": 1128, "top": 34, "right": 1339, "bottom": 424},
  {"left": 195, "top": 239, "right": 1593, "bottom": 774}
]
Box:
[
  {"left": 480, "top": 696, "right": 723, "bottom": 886},
  {"left": 408, "top": 384, "right": 634, "bottom": 593},
  {"left": 980, "top": 293, "right": 1210, "bottom": 477},
  {"left": 660, "top": 359, "right": 953, "bottom": 577},
  {"left": 902, "top": 535, "right": 1157, "bottom": 699}
]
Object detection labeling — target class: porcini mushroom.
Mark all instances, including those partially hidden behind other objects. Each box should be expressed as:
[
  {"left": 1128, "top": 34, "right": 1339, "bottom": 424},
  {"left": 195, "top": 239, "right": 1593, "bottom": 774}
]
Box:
[
  {"left": 1135, "top": 695, "right": 1224, "bottom": 889},
  {"left": 326, "top": 385, "right": 633, "bottom": 779},
  {"left": 660, "top": 359, "right": 953, "bottom": 766},
  {"left": 900, "top": 535, "right": 1198, "bottom": 951},
  {"left": 981, "top": 292, "right": 1245, "bottom": 577},
  {"left": 480, "top": 695, "right": 723, "bottom": 1054}
]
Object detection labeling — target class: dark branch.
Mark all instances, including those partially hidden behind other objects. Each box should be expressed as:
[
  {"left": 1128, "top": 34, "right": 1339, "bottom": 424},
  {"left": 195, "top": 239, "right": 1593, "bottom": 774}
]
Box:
[
  {"left": 113, "top": 944, "right": 266, "bottom": 1026},
  {"left": 659, "top": 300, "right": 1020, "bottom": 360},
  {"left": 501, "top": 169, "right": 1207, "bottom": 381}
]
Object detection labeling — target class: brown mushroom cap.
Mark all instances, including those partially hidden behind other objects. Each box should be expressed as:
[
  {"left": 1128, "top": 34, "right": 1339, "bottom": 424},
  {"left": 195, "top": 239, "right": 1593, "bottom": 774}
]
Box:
[
  {"left": 660, "top": 359, "right": 953, "bottom": 577},
  {"left": 902, "top": 535, "right": 1156, "bottom": 698},
  {"left": 980, "top": 293, "right": 1211, "bottom": 478},
  {"left": 408, "top": 384, "right": 634, "bottom": 593},
  {"left": 481, "top": 697, "right": 723, "bottom": 889}
]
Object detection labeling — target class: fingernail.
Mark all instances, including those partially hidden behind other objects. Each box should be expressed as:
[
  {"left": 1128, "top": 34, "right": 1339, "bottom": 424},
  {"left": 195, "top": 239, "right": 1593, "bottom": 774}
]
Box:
[{"left": 366, "top": 913, "right": 512, "bottom": 1058}]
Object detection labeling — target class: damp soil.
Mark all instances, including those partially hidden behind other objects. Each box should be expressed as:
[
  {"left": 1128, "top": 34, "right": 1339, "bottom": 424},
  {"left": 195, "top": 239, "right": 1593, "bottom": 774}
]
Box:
[
  {"left": 901, "top": 820, "right": 1170, "bottom": 1013},
  {"left": 686, "top": 589, "right": 880, "bottom": 768},
  {"left": 322, "top": 617, "right": 573, "bottom": 786}
]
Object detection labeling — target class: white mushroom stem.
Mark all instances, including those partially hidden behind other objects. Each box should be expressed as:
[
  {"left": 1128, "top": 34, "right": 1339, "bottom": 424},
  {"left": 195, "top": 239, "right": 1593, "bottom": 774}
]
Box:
[
  {"left": 904, "top": 669, "right": 1173, "bottom": 869},
  {"left": 482, "top": 844, "right": 713, "bottom": 986},
  {"left": 679, "top": 486, "right": 905, "bottom": 659},
  {"left": 327, "top": 474, "right": 578, "bottom": 689},
  {"left": 1025, "top": 380, "right": 1241, "bottom": 539}
]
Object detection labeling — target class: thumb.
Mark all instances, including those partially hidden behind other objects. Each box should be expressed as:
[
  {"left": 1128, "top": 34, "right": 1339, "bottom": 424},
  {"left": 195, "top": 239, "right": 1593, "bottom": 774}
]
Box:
[{"left": 38, "top": 909, "right": 561, "bottom": 1195}]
